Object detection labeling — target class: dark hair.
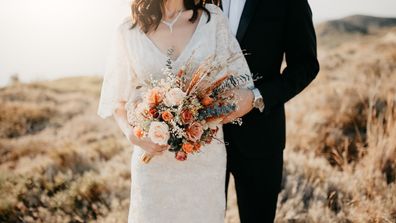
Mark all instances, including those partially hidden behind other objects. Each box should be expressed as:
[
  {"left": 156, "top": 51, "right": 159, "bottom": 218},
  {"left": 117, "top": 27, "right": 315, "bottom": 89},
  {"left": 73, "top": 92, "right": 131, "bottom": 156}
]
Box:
[{"left": 130, "top": 0, "right": 212, "bottom": 33}]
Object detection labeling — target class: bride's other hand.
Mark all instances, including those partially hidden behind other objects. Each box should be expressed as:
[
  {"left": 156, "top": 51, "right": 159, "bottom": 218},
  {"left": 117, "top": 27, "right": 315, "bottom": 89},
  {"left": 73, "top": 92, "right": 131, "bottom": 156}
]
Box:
[
  {"left": 127, "top": 131, "right": 169, "bottom": 156},
  {"left": 221, "top": 88, "right": 254, "bottom": 124},
  {"left": 113, "top": 100, "right": 168, "bottom": 156}
]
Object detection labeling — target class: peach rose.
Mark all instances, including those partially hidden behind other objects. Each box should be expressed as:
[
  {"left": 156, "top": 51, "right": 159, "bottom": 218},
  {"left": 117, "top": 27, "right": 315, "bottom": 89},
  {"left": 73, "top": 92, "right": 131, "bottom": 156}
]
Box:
[
  {"left": 146, "top": 87, "right": 163, "bottom": 106},
  {"left": 133, "top": 127, "right": 144, "bottom": 139},
  {"left": 164, "top": 88, "right": 186, "bottom": 106},
  {"left": 148, "top": 121, "right": 170, "bottom": 145},
  {"left": 161, "top": 111, "right": 174, "bottom": 122},
  {"left": 181, "top": 109, "right": 194, "bottom": 124},
  {"left": 175, "top": 151, "right": 187, "bottom": 161},
  {"left": 186, "top": 122, "right": 204, "bottom": 142},
  {"left": 182, "top": 143, "right": 195, "bottom": 154}
]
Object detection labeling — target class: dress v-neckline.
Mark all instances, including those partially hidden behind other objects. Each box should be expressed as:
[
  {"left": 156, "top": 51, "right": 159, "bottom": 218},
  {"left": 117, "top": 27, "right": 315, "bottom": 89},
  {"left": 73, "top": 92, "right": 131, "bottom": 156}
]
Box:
[{"left": 139, "top": 10, "right": 205, "bottom": 64}]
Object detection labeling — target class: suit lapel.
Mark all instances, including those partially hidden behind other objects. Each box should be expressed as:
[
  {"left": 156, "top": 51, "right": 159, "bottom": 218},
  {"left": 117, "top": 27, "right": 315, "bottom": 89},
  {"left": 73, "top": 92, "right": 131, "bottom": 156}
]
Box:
[{"left": 236, "top": 0, "right": 260, "bottom": 42}]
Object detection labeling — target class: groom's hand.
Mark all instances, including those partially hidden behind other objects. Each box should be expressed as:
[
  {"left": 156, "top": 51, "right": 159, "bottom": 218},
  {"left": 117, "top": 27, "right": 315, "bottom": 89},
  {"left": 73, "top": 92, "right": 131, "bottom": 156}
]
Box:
[{"left": 221, "top": 88, "right": 254, "bottom": 124}]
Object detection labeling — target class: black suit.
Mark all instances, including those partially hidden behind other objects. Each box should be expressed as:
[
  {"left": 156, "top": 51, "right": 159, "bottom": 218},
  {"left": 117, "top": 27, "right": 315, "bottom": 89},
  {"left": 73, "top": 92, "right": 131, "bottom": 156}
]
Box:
[{"left": 218, "top": 0, "right": 320, "bottom": 222}]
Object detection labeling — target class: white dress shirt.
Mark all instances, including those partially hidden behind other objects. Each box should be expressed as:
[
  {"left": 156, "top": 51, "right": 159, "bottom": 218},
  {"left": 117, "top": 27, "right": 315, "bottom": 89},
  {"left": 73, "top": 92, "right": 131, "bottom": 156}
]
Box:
[
  {"left": 221, "top": 0, "right": 265, "bottom": 111},
  {"left": 221, "top": 0, "right": 246, "bottom": 36}
]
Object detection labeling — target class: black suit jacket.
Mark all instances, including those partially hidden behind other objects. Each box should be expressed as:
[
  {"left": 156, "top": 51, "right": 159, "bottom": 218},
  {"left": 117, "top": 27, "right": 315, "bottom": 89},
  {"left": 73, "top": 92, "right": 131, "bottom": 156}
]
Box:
[{"left": 222, "top": 0, "right": 320, "bottom": 155}]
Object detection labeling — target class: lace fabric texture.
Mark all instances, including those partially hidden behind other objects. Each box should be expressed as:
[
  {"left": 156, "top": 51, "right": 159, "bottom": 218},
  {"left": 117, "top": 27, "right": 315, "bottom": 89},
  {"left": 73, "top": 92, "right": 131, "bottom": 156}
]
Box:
[
  {"left": 97, "top": 20, "right": 138, "bottom": 119},
  {"left": 96, "top": 4, "right": 254, "bottom": 223}
]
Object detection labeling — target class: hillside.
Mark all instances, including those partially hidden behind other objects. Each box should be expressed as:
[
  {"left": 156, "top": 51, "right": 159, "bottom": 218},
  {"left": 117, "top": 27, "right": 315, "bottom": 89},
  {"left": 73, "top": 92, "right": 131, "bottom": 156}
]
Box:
[
  {"left": 316, "top": 15, "right": 396, "bottom": 47},
  {"left": 1, "top": 17, "right": 396, "bottom": 223}
]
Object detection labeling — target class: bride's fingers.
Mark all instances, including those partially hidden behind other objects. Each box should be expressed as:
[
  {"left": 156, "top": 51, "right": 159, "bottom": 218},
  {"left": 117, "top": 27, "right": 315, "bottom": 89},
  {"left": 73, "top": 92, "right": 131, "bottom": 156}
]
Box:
[
  {"left": 153, "top": 145, "right": 169, "bottom": 152},
  {"left": 145, "top": 148, "right": 163, "bottom": 156},
  {"left": 221, "top": 113, "right": 237, "bottom": 124},
  {"left": 140, "top": 139, "right": 169, "bottom": 154}
]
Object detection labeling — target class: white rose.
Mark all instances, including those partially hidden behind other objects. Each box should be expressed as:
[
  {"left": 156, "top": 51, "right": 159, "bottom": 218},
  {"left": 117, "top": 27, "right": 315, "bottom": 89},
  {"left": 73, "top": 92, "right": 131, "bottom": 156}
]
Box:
[
  {"left": 134, "top": 102, "right": 148, "bottom": 119},
  {"left": 164, "top": 88, "right": 186, "bottom": 106},
  {"left": 148, "top": 121, "right": 170, "bottom": 145}
]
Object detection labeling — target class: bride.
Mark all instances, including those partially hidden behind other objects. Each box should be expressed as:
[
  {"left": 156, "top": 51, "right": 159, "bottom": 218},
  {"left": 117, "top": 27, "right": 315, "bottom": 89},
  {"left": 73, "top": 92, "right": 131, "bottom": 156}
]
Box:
[{"left": 97, "top": 0, "right": 254, "bottom": 222}]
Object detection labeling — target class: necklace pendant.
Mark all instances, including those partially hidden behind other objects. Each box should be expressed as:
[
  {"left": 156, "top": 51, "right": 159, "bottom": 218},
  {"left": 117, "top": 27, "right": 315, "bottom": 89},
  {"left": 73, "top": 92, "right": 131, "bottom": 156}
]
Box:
[{"left": 161, "top": 10, "right": 183, "bottom": 33}]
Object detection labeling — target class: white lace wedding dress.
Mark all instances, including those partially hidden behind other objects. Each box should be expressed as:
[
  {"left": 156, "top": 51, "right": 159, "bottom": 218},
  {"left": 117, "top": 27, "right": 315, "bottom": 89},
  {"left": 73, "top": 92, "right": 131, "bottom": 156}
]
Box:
[{"left": 97, "top": 4, "right": 253, "bottom": 223}]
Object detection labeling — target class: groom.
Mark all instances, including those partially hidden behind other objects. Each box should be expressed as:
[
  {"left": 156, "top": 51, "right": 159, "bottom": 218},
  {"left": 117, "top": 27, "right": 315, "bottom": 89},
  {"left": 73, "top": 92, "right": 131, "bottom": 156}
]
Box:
[{"left": 217, "top": 0, "right": 320, "bottom": 222}]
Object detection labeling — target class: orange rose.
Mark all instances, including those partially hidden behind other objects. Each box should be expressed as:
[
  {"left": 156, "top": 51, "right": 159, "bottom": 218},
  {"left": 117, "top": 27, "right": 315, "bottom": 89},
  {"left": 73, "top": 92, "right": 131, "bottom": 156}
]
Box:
[
  {"left": 193, "top": 143, "right": 201, "bottom": 152},
  {"left": 182, "top": 143, "right": 195, "bottom": 154},
  {"left": 175, "top": 151, "right": 187, "bottom": 161},
  {"left": 201, "top": 96, "right": 214, "bottom": 106},
  {"left": 147, "top": 88, "right": 163, "bottom": 106},
  {"left": 181, "top": 109, "right": 193, "bottom": 124},
  {"left": 133, "top": 127, "right": 144, "bottom": 139},
  {"left": 161, "top": 111, "right": 174, "bottom": 122},
  {"left": 186, "top": 122, "right": 204, "bottom": 142}
]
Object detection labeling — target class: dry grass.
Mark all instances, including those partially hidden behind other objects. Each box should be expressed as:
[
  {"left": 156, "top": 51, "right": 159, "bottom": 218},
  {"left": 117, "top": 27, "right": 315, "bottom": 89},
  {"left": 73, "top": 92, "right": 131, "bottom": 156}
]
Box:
[
  {"left": 0, "top": 28, "right": 395, "bottom": 222},
  {"left": 0, "top": 77, "right": 131, "bottom": 222},
  {"left": 272, "top": 28, "right": 396, "bottom": 222}
]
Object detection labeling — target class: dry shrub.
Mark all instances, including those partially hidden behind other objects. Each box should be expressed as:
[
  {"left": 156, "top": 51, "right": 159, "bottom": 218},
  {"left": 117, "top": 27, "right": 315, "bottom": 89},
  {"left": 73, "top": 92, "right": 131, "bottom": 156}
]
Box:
[
  {"left": 0, "top": 102, "right": 54, "bottom": 138},
  {"left": 275, "top": 29, "right": 396, "bottom": 222},
  {"left": 48, "top": 171, "right": 111, "bottom": 222},
  {"left": 0, "top": 76, "right": 131, "bottom": 222}
]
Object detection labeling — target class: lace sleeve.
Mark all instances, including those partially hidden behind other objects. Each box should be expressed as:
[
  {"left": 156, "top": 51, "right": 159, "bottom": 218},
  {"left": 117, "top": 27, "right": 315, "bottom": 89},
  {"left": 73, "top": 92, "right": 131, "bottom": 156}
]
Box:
[
  {"left": 210, "top": 4, "right": 255, "bottom": 89},
  {"left": 97, "top": 23, "right": 137, "bottom": 119}
]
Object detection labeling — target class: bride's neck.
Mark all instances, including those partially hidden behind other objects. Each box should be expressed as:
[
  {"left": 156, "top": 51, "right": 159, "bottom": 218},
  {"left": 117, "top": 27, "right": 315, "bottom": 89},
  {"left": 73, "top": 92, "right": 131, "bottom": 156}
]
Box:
[{"left": 163, "top": 0, "right": 185, "bottom": 19}]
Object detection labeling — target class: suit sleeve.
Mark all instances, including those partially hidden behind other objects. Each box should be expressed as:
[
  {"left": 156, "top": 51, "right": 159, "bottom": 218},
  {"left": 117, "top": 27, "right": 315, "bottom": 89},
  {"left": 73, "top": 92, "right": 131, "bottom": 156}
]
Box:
[{"left": 257, "top": 0, "right": 320, "bottom": 115}]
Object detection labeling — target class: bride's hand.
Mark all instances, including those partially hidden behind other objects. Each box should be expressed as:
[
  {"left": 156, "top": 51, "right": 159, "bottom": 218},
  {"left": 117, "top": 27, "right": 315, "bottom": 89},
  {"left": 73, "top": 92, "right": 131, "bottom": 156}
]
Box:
[
  {"left": 221, "top": 88, "right": 254, "bottom": 124},
  {"left": 127, "top": 131, "right": 169, "bottom": 156}
]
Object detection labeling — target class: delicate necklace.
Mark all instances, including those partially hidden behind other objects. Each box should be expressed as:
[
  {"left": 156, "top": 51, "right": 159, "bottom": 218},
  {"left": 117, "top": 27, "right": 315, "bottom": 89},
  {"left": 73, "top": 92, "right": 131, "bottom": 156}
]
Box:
[{"left": 161, "top": 10, "right": 184, "bottom": 33}]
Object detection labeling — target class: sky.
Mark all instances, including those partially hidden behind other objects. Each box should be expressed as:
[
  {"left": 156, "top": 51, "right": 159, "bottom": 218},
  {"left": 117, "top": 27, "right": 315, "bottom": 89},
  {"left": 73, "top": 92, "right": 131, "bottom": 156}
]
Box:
[{"left": 1, "top": 0, "right": 396, "bottom": 86}]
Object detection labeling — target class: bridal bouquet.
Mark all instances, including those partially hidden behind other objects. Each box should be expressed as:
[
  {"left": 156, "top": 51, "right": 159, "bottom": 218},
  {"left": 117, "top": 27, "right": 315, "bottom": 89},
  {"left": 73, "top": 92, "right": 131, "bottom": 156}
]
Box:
[{"left": 126, "top": 51, "right": 252, "bottom": 163}]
